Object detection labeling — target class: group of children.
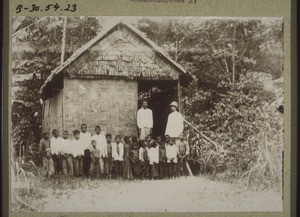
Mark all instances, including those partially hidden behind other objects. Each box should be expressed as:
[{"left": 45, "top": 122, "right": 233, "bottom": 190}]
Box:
[{"left": 39, "top": 123, "right": 190, "bottom": 180}]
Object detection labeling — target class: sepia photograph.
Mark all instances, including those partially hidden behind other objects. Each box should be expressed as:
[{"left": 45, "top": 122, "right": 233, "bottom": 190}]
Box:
[{"left": 11, "top": 16, "right": 284, "bottom": 212}]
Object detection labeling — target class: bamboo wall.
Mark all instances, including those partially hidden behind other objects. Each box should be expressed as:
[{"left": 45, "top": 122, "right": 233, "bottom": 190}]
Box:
[
  {"left": 42, "top": 90, "right": 63, "bottom": 134},
  {"left": 62, "top": 78, "right": 138, "bottom": 138}
]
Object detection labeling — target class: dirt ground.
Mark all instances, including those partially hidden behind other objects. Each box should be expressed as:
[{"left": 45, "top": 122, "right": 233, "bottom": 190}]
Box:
[{"left": 32, "top": 176, "right": 283, "bottom": 212}]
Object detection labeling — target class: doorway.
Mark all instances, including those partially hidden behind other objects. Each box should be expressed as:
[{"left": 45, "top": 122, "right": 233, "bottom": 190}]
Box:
[{"left": 138, "top": 80, "right": 179, "bottom": 137}]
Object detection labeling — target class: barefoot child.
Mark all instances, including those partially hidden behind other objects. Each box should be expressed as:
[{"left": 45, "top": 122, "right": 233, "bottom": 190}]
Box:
[
  {"left": 79, "top": 123, "right": 92, "bottom": 178},
  {"left": 112, "top": 135, "right": 124, "bottom": 179},
  {"left": 148, "top": 139, "right": 159, "bottom": 180},
  {"left": 130, "top": 136, "right": 141, "bottom": 179},
  {"left": 123, "top": 136, "right": 133, "bottom": 180},
  {"left": 91, "top": 125, "right": 107, "bottom": 178},
  {"left": 158, "top": 135, "right": 167, "bottom": 179},
  {"left": 72, "top": 130, "right": 84, "bottom": 177},
  {"left": 89, "top": 140, "right": 101, "bottom": 179},
  {"left": 50, "top": 129, "right": 64, "bottom": 175},
  {"left": 139, "top": 139, "right": 150, "bottom": 180},
  {"left": 176, "top": 133, "right": 190, "bottom": 177},
  {"left": 105, "top": 134, "right": 114, "bottom": 179},
  {"left": 39, "top": 132, "right": 54, "bottom": 177},
  {"left": 61, "top": 130, "right": 74, "bottom": 177},
  {"left": 166, "top": 137, "right": 178, "bottom": 179}
]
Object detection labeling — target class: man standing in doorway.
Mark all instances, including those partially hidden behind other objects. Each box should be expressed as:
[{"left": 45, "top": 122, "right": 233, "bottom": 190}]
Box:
[
  {"left": 165, "top": 101, "right": 184, "bottom": 139},
  {"left": 137, "top": 99, "right": 153, "bottom": 140}
]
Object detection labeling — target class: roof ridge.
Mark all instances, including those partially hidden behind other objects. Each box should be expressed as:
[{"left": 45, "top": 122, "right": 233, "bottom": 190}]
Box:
[{"left": 40, "top": 20, "right": 188, "bottom": 94}]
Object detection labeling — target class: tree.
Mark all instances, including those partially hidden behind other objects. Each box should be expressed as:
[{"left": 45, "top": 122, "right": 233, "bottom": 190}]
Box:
[{"left": 12, "top": 16, "right": 103, "bottom": 164}]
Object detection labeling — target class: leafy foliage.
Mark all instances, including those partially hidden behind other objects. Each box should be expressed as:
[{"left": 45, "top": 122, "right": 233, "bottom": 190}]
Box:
[
  {"left": 137, "top": 18, "right": 283, "bottom": 189},
  {"left": 185, "top": 73, "right": 283, "bottom": 189},
  {"left": 12, "top": 17, "right": 102, "bottom": 165},
  {"left": 12, "top": 17, "right": 284, "bottom": 190}
]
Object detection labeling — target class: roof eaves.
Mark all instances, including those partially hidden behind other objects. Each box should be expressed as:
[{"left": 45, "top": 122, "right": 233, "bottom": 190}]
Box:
[
  {"left": 39, "top": 21, "right": 121, "bottom": 94},
  {"left": 40, "top": 20, "right": 196, "bottom": 95}
]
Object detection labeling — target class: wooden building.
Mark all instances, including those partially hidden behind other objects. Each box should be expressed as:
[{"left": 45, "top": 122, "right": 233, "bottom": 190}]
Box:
[{"left": 39, "top": 21, "right": 190, "bottom": 137}]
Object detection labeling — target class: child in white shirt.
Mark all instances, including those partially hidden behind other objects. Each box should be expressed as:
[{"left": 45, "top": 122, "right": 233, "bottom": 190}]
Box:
[
  {"left": 166, "top": 137, "right": 178, "bottom": 178},
  {"left": 72, "top": 130, "right": 84, "bottom": 176},
  {"left": 112, "top": 135, "right": 124, "bottom": 179},
  {"left": 148, "top": 140, "right": 159, "bottom": 179}
]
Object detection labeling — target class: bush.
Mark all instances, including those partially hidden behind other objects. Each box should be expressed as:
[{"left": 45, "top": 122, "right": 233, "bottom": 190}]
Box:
[{"left": 184, "top": 72, "right": 283, "bottom": 190}]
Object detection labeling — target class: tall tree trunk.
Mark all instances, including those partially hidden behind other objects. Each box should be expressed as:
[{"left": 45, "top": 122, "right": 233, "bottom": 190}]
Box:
[
  {"left": 232, "top": 25, "right": 236, "bottom": 87},
  {"left": 60, "top": 17, "right": 68, "bottom": 65},
  {"left": 175, "top": 40, "right": 178, "bottom": 62}
]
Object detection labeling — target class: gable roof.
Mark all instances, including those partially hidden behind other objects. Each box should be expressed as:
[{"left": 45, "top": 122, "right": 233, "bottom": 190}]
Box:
[{"left": 40, "top": 21, "right": 193, "bottom": 94}]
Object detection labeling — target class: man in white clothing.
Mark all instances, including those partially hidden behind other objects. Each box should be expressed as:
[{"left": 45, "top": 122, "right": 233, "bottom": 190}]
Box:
[
  {"left": 137, "top": 99, "right": 153, "bottom": 140},
  {"left": 91, "top": 125, "right": 107, "bottom": 175},
  {"left": 165, "top": 101, "right": 184, "bottom": 138}
]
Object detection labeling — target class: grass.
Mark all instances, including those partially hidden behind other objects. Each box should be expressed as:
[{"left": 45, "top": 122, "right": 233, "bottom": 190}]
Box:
[{"left": 11, "top": 174, "right": 283, "bottom": 212}]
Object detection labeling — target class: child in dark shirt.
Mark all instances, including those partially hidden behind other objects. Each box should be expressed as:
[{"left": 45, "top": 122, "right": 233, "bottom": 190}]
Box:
[
  {"left": 139, "top": 139, "right": 150, "bottom": 180},
  {"left": 158, "top": 135, "right": 167, "bottom": 179},
  {"left": 89, "top": 140, "right": 101, "bottom": 179},
  {"left": 130, "top": 136, "right": 141, "bottom": 179},
  {"left": 105, "top": 134, "right": 114, "bottom": 179}
]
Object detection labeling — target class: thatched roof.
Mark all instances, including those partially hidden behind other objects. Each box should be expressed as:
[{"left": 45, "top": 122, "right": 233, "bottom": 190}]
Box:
[{"left": 40, "top": 21, "right": 193, "bottom": 94}]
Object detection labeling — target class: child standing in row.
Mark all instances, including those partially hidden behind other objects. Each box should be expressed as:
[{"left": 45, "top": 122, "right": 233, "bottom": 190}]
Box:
[
  {"left": 176, "top": 133, "right": 190, "bottom": 177},
  {"left": 112, "top": 135, "right": 124, "bottom": 179},
  {"left": 72, "top": 130, "right": 84, "bottom": 177},
  {"left": 166, "top": 137, "right": 178, "bottom": 179},
  {"left": 158, "top": 136, "right": 167, "bottom": 179},
  {"left": 148, "top": 139, "right": 159, "bottom": 180},
  {"left": 91, "top": 125, "right": 107, "bottom": 178},
  {"left": 89, "top": 140, "right": 101, "bottom": 179},
  {"left": 123, "top": 136, "right": 133, "bottom": 180},
  {"left": 105, "top": 134, "right": 114, "bottom": 179},
  {"left": 130, "top": 138, "right": 140, "bottom": 179},
  {"left": 61, "top": 130, "right": 73, "bottom": 177},
  {"left": 39, "top": 132, "right": 54, "bottom": 177},
  {"left": 80, "top": 123, "right": 92, "bottom": 178},
  {"left": 50, "top": 129, "right": 64, "bottom": 175},
  {"left": 139, "top": 139, "right": 150, "bottom": 179}
]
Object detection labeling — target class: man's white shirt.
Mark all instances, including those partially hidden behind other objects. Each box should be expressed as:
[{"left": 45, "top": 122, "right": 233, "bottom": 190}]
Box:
[
  {"left": 137, "top": 108, "right": 153, "bottom": 128},
  {"left": 165, "top": 111, "right": 184, "bottom": 137}
]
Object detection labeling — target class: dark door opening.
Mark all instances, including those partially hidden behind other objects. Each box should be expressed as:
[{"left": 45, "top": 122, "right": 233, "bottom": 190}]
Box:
[{"left": 138, "top": 80, "right": 178, "bottom": 137}]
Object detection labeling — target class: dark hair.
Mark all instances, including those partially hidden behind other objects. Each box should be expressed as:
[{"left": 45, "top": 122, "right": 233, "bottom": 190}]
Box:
[
  {"left": 124, "top": 136, "right": 130, "bottom": 144},
  {"left": 73, "top": 130, "right": 80, "bottom": 135},
  {"left": 52, "top": 129, "right": 58, "bottom": 134},
  {"left": 63, "top": 130, "right": 68, "bottom": 134},
  {"left": 106, "top": 134, "right": 112, "bottom": 138},
  {"left": 150, "top": 139, "right": 157, "bottom": 147},
  {"left": 139, "top": 140, "right": 144, "bottom": 146},
  {"left": 81, "top": 123, "right": 87, "bottom": 127},
  {"left": 115, "top": 135, "right": 121, "bottom": 139},
  {"left": 141, "top": 99, "right": 148, "bottom": 103},
  {"left": 165, "top": 134, "right": 170, "bottom": 139},
  {"left": 132, "top": 136, "right": 138, "bottom": 142},
  {"left": 95, "top": 125, "right": 101, "bottom": 130}
]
